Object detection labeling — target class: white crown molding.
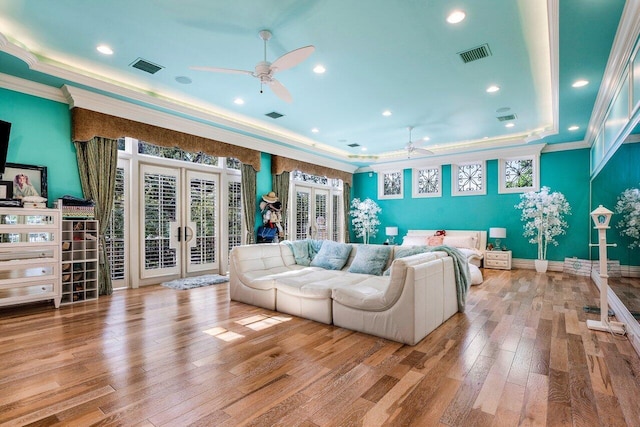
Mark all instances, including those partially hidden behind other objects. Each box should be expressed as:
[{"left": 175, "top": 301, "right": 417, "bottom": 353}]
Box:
[
  {"left": 0, "top": 72, "right": 66, "bottom": 103},
  {"left": 584, "top": 0, "right": 640, "bottom": 147},
  {"left": 369, "top": 143, "right": 546, "bottom": 173},
  {"left": 541, "top": 139, "right": 589, "bottom": 152},
  {"left": 62, "top": 85, "right": 358, "bottom": 174}
]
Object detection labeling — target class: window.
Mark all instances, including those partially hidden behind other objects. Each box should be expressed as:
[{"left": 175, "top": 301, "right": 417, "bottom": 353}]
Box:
[
  {"left": 377, "top": 170, "right": 403, "bottom": 199},
  {"left": 412, "top": 166, "right": 441, "bottom": 198},
  {"left": 499, "top": 156, "right": 539, "bottom": 193},
  {"left": 227, "top": 180, "right": 242, "bottom": 252},
  {"left": 138, "top": 141, "right": 219, "bottom": 166},
  {"left": 291, "top": 171, "right": 343, "bottom": 242},
  {"left": 452, "top": 162, "right": 486, "bottom": 196},
  {"left": 105, "top": 165, "right": 126, "bottom": 282}
]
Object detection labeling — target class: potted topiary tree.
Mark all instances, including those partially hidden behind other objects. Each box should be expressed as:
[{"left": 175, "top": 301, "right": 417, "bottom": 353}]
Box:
[
  {"left": 350, "top": 198, "right": 381, "bottom": 244},
  {"left": 515, "top": 186, "right": 571, "bottom": 272},
  {"left": 615, "top": 185, "right": 640, "bottom": 249}
]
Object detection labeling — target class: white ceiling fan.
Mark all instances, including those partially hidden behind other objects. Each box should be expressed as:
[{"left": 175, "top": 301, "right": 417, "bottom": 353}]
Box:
[
  {"left": 190, "top": 29, "right": 314, "bottom": 103},
  {"left": 405, "top": 126, "right": 434, "bottom": 158}
]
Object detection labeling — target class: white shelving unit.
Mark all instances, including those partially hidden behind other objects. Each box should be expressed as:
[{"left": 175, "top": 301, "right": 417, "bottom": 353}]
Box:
[
  {"left": 0, "top": 207, "right": 62, "bottom": 309},
  {"left": 61, "top": 219, "right": 99, "bottom": 304}
]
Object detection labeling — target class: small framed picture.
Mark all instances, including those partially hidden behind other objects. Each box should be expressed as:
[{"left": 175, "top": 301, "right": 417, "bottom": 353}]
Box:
[
  {"left": 0, "top": 181, "right": 13, "bottom": 200},
  {"left": 2, "top": 163, "right": 48, "bottom": 200}
]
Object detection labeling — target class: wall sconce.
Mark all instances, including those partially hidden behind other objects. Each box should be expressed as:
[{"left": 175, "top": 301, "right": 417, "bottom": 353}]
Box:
[{"left": 489, "top": 227, "right": 506, "bottom": 250}]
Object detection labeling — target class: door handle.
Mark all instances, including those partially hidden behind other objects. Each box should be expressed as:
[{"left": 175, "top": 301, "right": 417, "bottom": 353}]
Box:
[
  {"left": 177, "top": 226, "right": 182, "bottom": 242},
  {"left": 184, "top": 226, "right": 194, "bottom": 242}
]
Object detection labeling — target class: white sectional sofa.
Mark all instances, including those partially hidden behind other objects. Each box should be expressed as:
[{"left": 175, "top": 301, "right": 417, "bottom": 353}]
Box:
[{"left": 229, "top": 241, "right": 466, "bottom": 345}]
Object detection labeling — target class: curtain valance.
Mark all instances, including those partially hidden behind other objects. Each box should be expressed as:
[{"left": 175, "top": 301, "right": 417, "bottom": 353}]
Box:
[
  {"left": 271, "top": 155, "right": 352, "bottom": 185},
  {"left": 71, "top": 107, "right": 261, "bottom": 171}
]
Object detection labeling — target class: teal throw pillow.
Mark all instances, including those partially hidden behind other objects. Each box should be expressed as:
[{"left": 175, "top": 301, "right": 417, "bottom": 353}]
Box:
[
  {"left": 310, "top": 240, "right": 353, "bottom": 270},
  {"left": 348, "top": 245, "right": 392, "bottom": 276}
]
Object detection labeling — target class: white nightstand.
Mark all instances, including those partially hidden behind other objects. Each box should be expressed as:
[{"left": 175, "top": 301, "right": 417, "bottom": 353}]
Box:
[{"left": 484, "top": 250, "right": 512, "bottom": 270}]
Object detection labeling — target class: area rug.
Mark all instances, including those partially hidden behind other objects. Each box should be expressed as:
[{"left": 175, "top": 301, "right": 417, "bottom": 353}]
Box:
[{"left": 161, "top": 274, "right": 229, "bottom": 290}]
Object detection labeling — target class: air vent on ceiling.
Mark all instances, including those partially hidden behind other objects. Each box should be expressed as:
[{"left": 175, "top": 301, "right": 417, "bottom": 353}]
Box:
[
  {"left": 130, "top": 58, "right": 164, "bottom": 74},
  {"left": 497, "top": 114, "right": 517, "bottom": 122},
  {"left": 347, "top": 143, "right": 360, "bottom": 148},
  {"left": 265, "top": 111, "right": 284, "bottom": 119},
  {"left": 458, "top": 44, "right": 492, "bottom": 63}
]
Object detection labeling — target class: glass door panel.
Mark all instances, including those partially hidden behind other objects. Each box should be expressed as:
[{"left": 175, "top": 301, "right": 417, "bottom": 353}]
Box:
[
  {"left": 140, "top": 164, "right": 181, "bottom": 278},
  {"left": 186, "top": 171, "right": 219, "bottom": 274}
]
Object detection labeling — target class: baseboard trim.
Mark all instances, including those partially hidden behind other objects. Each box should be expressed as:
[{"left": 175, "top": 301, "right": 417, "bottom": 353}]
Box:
[
  {"left": 512, "top": 258, "right": 564, "bottom": 271},
  {"left": 591, "top": 271, "right": 640, "bottom": 357},
  {"left": 512, "top": 258, "right": 640, "bottom": 277}
]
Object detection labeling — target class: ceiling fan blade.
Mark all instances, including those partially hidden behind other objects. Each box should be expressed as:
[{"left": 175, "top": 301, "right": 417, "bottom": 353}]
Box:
[
  {"left": 414, "top": 147, "right": 435, "bottom": 155},
  {"left": 190, "top": 66, "right": 253, "bottom": 76},
  {"left": 269, "top": 79, "right": 293, "bottom": 103},
  {"left": 271, "top": 45, "right": 315, "bottom": 72}
]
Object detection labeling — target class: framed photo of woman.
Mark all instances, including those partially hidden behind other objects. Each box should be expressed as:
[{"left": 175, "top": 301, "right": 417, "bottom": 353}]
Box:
[{"left": 2, "top": 163, "right": 48, "bottom": 200}]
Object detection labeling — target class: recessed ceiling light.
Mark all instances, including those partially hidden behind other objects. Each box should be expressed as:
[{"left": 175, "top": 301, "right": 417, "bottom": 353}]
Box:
[
  {"left": 382, "top": 110, "right": 392, "bottom": 117},
  {"left": 96, "top": 45, "right": 113, "bottom": 55},
  {"left": 447, "top": 10, "right": 466, "bottom": 24},
  {"left": 422, "top": 136, "right": 430, "bottom": 141},
  {"left": 505, "top": 123, "right": 515, "bottom": 128},
  {"left": 313, "top": 65, "right": 326, "bottom": 74},
  {"left": 572, "top": 79, "right": 589, "bottom": 88},
  {"left": 486, "top": 85, "right": 500, "bottom": 93},
  {"left": 483, "top": 136, "right": 489, "bottom": 139},
  {"left": 311, "top": 128, "right": 319, "bottom": 133},
  {"left": 361, "top": 147, "right": 367, "bottom": 151},
  {"left": 234, "top": 98, "right": 244, "bottom": 105},
  {"left": 568, "top": 125, "right": 579, "bottom": 131}
]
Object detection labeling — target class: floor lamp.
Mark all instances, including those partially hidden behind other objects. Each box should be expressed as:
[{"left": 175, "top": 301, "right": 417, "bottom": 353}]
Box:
[{"left": 587, "top": 205, "right": 625, "bottom": 334}]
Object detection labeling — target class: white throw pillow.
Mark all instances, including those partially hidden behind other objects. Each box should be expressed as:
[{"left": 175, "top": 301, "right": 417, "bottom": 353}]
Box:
[
  {"left": 469, "top": 264, "right": 484, "bottom": 285},
  {"left": 402, "top": 235, "right": 427, "bottom": 246},
  {"left": 442, "top": 235, "right": 476, "bottom": 249}
]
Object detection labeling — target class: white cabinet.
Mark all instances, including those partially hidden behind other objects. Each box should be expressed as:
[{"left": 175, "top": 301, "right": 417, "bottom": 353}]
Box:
[
  {"left": 61, "top": 219, "right": 99, "bottom": 304},
  {"left": 0, "top": 208, "right": 62, "bottom": 309},
  {"left": 484, "top": 250, "right": 512, "bottom": 270}
]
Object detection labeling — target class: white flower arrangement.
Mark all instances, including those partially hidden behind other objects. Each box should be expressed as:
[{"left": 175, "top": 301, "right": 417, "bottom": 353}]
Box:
[
  {"left": 350, "top": 198, "right": 381, "bottom": 244},
  {"left": 515, "top": 186, "right": 571, "bottom": 260},
  {"left": 615, "top": 186, "right": 640, "bottom": 249}
]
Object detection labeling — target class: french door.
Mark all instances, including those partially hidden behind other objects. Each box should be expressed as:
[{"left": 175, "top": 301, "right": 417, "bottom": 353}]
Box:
[
  {"left": 140, "top": 164, "right": 219, "bottom": 279},
  {"left": 293, "top": 186, "right": 330, "bottom": 240}
]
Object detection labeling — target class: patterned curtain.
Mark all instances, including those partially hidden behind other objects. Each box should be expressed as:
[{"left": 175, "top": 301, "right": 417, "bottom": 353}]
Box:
[
  {"left": 73, "top": 136, "right": 118, "bottom": 295},
  {"left": 343, "top": 182, "right": 351, "bottom": 243},
  {"left": 241, "top": 164, "right": 257, "bottom": 244},
  {"left": 272, "top": 171, "right": 290, "bottom": 239}
]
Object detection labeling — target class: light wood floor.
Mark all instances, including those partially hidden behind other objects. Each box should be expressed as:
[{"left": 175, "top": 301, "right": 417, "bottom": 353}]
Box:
[{"left": 1, "top": 269, "right": 640, "bottom": 426}]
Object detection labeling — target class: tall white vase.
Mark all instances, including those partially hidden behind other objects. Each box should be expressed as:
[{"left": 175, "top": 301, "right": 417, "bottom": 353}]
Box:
[{"left": 535, "top": 259, "right": 548, "bottom": 273}]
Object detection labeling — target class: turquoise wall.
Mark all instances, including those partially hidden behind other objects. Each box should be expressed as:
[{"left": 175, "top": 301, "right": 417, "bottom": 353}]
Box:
[
  {"left": 255, "top": 152, "right": 272, "bottom": 232},
  {"left": 591, "top": 142, "right": 640, "bottom": 266},
  {"left": 0, "top": 88, "right": 82, "bottom": 202},
  {"left": 352, "top": 149, "right": 591, "bottom": 261}
]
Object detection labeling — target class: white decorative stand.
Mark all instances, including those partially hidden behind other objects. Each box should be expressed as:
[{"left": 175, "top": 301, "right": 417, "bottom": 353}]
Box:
[{"left": 587, "top": 205, "right": 625, "bottom": 335}]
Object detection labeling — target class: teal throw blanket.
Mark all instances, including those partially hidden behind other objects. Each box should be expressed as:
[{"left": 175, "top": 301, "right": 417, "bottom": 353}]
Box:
[{"left": 429, "top": 245, "right": 471, "bottom": 312}]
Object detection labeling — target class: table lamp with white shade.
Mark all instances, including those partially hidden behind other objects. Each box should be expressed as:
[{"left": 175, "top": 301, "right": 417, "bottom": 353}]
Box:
[
  {"left": 385, "top": 226, "right": 398, "bottom": 245},
  {"left": 489, "top": 227, "right": 506, "bottom": 250}
]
